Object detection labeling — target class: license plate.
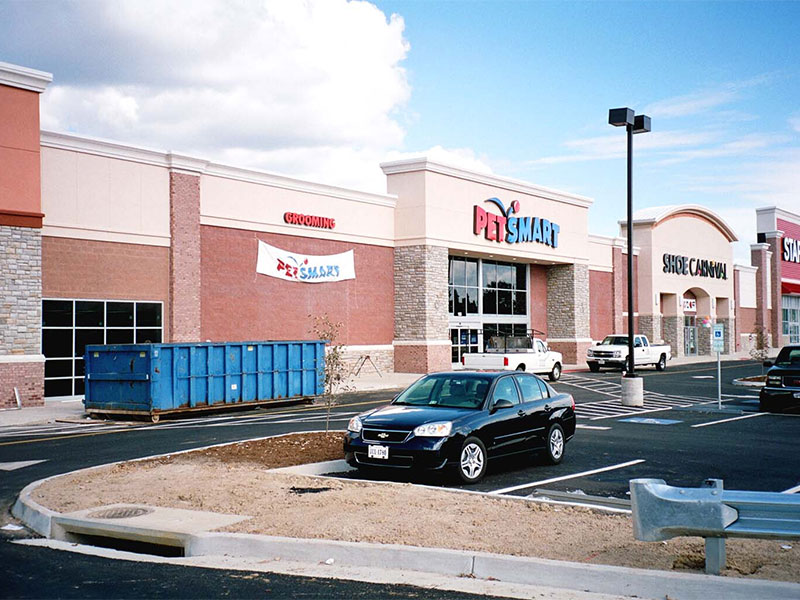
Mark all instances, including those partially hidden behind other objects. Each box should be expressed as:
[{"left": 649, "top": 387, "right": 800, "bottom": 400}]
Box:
[
  {"left": 368, "top": 445, "right": 389, "bottom": 460},
  {"left": 597, "top": 359, "right": 605, "bottom": 364}
]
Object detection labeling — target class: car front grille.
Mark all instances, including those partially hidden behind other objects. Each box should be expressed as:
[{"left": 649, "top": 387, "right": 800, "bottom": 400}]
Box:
[
  {"left": 592, "top": 351, "right": 617, "bottom": 358},
  {"left": 362, "top": 427, "right": 411, "bottom": 443},
  {"left": 784, "top": 376, "right": 800, "bottom": 388}
]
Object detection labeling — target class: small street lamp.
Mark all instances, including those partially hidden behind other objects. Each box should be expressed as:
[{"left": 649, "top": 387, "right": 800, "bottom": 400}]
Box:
[{"left": 608, "top": 107, "right": 651, "bottom": 381}]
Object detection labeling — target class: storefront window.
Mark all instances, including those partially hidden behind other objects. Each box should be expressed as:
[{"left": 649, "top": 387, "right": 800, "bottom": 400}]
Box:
[
  {"left": 42, "top": 299, "right": 164, "bottom": 397},
  {"left": 783, "top": 296, "right": 800, "bottom": 343},
  {"left": 448, "top": 257, "right": 480, "bottom": 316},
  {"left": 482, "top": 260, "right": 527, "bottom": 316}
]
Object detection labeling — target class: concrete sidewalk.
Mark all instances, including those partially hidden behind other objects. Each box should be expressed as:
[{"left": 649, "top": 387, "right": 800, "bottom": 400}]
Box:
[{"left": 0, "top": 349, "right": 769, "bottom": 428}]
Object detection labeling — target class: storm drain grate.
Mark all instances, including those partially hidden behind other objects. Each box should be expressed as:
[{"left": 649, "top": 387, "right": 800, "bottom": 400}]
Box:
[
  {"left": 289, "top": 486, "right": 331, "bottom": 495},
  {"left": 87, "top": 506, "right": 154, "bottom": 519}
]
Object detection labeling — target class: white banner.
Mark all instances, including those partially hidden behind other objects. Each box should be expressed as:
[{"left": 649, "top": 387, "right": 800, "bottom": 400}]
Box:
[{"left": 256, "top": 240, "right": 355, "bottom": 283}]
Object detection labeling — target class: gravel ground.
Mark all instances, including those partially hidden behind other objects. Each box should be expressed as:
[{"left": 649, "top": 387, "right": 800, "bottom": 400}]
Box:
[{"left": 31, "top": 431, "right": 800, "bottom": 583}]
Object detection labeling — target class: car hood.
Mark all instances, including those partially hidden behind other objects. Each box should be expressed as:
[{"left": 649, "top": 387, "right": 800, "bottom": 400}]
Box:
[{"left": 361, "top": 404, "right": 475, "bottom": 429}]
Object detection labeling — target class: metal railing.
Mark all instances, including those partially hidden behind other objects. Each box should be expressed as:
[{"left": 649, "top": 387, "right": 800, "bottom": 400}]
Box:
[{"left": 630, "top": 478, "right": 800, "bottom": 575}]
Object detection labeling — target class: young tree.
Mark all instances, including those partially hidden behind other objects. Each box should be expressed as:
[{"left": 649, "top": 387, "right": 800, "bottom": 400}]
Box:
[
  {"left": 749, "top": 327, "right": 769, "bottom": 374},
  {"left": 309, "top": 314, "right": 352, "bottom": 431}
]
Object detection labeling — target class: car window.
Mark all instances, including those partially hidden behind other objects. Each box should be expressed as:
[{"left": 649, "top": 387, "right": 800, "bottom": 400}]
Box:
[
  {"left": 394, "top": 375, "right": 489, "bottom": 408},
  {"left": 775, "top": 347, "right": 800, "bottom": 366},
  {"left": 535, "top": 377, "right": 550, "bottom": 398},
  {"left": 492, "top": 377, "right": 520, "bottom": 405},
  {"left": 536, "top": 340, "right": 547, "bottom": 353},
  {"left": 395, "top": 377, "right": 438, "bottom": 405},
  {"left": 634, "top": 337, "right": 643, "bottom": 348},
  {"left": 514, "top": 374, "right": 543, "bottom": 402}
]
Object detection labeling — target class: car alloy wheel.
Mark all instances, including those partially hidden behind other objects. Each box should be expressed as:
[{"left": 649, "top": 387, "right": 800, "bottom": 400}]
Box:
[
  {"left": 656, "top": 355, "right": 666, "bottom": 371},
  {"left": 459, "top": 437, "right": 487, "bottom": 483},
  {"left": 546, "top": 424, "right": 564, "bottom": 464}
]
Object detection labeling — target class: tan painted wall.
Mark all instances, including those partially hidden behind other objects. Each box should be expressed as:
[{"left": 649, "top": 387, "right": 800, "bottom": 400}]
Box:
[{"left": 41, "top": 147, "right": 170, "bottom": 246}]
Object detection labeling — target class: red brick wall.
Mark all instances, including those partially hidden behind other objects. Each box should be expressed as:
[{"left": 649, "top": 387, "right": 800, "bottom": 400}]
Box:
[
  {"left": 620, "top": 254, "right": 639, "bottom": 334},
  {"left": 42, "top": 236, "right": 170, "bottom": 333},
  {"left": 169, "top": 172, "right": 201, "bottom": 342},
  {"left": 394, "top": 344, "right": 450, "bottom": 374},
  {"left": 200, "top": 226, "right": 394, "bottom": 345},
  {"left": 529, "top": 264, "right": 547, "bottom": 335},
  {"left": 0, "top": 361, "right": 43, "bottom": 408},
  {"left": 589, "top": 269, "right": 613, "bottom": 341}
]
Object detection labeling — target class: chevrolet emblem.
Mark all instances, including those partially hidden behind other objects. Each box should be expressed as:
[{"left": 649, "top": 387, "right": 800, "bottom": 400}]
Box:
[{"left": 377, "top": 433, "right": 389, "bottom": 439}]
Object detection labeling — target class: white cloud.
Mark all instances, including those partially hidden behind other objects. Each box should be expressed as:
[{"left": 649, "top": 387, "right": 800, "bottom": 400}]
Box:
[
  {"left": 643, "top": 75, "right": 773, "bottom": 118},
  {"left": 790, "top": 116, "right": 800, "bottom": 133},
  {"left": 36, "top": 0, "right": 411, "bottom": 192}
]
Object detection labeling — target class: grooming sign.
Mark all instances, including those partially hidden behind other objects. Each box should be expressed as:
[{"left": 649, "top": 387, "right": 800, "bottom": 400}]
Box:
[{"left": 473, "top": 198, "right": 560, "bottom": 248}]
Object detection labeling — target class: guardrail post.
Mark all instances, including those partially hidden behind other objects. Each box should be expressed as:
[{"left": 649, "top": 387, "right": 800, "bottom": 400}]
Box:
[{"left": 704, "top": 537, "right": 725, "bottom": 575}]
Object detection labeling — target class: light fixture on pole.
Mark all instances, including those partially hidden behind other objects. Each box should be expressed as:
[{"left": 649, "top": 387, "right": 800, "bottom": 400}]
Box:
[{"left": 608, "top": 107, "right": 650, "bottom": 381}]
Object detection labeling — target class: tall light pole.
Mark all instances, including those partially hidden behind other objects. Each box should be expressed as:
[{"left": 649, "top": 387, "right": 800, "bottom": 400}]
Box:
[{"left": 608, "top": 108, "right": 650, "bottom": 378}]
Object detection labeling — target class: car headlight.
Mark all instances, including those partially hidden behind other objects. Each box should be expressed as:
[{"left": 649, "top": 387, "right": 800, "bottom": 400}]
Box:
[
  {"left": 767, "top": 375, "right": 782, "bottom": 386},
  {"left": 587, "top": 349, "right": 594, "bottom": 357},
  {"left": 413, "top": 422, "right": 452, "bottom": 437},
  {"left": 347, "top": 416, "right": 363, "bottom": 433}
]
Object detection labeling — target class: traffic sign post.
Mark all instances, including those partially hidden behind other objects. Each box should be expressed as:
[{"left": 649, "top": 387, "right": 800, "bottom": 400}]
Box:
[{"left": 712, "top": 324, "right": 725, "bottom": 409}]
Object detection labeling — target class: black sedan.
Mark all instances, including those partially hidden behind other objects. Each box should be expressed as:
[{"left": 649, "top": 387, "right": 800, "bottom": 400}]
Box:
[
  {"left": 343, "top": 371, "right": 576, "bottom": 484},
  {"left": 760, "top": 345, "right": 800, "bottom": 412}
]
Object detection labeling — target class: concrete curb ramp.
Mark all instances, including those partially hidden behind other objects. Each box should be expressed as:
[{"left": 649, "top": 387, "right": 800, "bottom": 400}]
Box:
[{"left": 12, "top": 468, "right": 800, "bottom": 600}]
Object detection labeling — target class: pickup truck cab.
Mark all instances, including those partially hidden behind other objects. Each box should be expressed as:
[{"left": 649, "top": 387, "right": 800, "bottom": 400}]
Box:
[
  {"left": 462, "top": 335, "right": 563, "bottom": 381},
  {"left": 586, "top": 334, "right": 671, "bottom": 373}
]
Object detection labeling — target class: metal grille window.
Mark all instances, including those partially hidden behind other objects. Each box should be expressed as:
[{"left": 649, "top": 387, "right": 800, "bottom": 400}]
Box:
[{"left": 42, "top": 299, "right": 163, "bottom": 397}]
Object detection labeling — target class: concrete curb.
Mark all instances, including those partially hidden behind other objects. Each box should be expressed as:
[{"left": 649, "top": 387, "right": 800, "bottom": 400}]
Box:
[
  {"left": 732, "top": 378, "right": 765, "bottom": 388},
  {"left": 12, "top": 463, "right": 800, "bottom": 599}
]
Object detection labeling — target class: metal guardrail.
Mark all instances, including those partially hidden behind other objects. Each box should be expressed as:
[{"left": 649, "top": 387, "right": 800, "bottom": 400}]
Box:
[{"left": 630, "top": 478, "right": 800, "bottom": 575}]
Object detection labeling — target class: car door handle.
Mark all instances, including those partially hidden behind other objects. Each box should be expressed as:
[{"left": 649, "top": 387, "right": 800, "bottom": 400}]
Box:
[
  {"left": 544, "top": 404, "right": 551, "bottom": 411},
  {"left": 517, "top": 410, "right": 525, "bottom": 417}
]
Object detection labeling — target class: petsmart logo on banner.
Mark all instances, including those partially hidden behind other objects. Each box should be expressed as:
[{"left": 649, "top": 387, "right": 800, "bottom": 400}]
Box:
[{"left": 256, "top": 240, "right": 355, "bottom": 283}]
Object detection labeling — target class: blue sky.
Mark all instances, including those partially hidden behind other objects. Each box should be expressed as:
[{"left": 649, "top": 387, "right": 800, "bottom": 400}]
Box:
[{"left": 1, "top": 0, "right": 798, "bottom": 262}]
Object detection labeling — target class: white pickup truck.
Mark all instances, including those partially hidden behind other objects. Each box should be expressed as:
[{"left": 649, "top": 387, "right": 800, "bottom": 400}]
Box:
[
  {"left": 461, "top": 335, "right": 563, "bottom": 381},
  {"left": 586, "top": 334, "right": 671, "bottom": 373}
]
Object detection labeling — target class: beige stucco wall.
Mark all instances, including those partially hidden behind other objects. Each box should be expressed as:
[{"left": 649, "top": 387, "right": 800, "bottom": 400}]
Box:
[
  {"left": 385, "top": 160, "right": 592, "bottom": 265},
  {"left": 200, "top": 172, "right": 396, "bottom": 247},
  {"left": 632, "top": 213, "right": 735, "bottom": 319},
  {"left": 41, "top": 146, "right": 170, "bottom": 246}
]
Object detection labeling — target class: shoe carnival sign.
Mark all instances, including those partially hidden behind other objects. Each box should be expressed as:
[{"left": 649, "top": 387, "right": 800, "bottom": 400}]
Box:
[
  {"left": 662, "top": 253, "right": 728, "bottom": 280},
  {"left": 256, "top": 240, "right": 355, "bottom": 283},
  {"left": 473, "top": 198, "right": 560, "bottom": 248}
]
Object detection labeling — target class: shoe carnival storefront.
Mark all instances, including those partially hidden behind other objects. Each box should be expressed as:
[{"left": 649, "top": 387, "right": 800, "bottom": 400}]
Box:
[
  {"left": 622, "top": 205, "right": 737, "bottom": 358},
  {"left": 381, "top": 159, "right": 594, "bottom": 371}
]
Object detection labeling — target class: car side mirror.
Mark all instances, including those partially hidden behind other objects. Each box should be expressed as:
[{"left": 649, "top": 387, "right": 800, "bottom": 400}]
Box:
[
  {"left": 491, "top": 398, "right": 515, "bottom": 413},
  {"left": 763, "top": 360, "right": 773, "bottom": 368}
]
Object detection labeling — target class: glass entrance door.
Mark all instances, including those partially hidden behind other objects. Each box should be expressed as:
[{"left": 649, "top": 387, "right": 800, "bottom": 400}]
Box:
[
  {"left": 684, "top": 316, "right": 697, "bottom": 356},
  {"left": 451, "top": 327, "right": 479, "bottom": 365}
]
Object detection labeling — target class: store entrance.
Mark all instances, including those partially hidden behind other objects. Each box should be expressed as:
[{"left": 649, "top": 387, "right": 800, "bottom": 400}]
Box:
[
  {"left": 450, "top": 327, "right": 479, "bottom": 365},
  {"left": 684, "top": 316, "right": 698, "bottom": 356}
]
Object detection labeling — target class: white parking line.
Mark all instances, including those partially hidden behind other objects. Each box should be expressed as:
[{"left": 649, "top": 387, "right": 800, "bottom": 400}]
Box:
[
  {"left": 691, "top": 412, "right": 768, "bottom": 428},
  {"left": 576, "top": 424, "right": 611, "bottom": 430},
  {"left": 782, "top": 484, "right": 800, "bottom": 494},
  {"left": 488, "top": 459, "right": 645, "bottom": 495}
]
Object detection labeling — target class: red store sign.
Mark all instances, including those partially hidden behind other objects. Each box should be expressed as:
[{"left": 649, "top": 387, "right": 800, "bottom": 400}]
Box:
[{"left": 284, "top": 212, "right": 336, "bottom": 230}]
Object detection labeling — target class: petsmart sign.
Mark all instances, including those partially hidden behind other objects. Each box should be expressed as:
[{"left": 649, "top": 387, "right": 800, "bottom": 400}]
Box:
[
  {"left": 473, "top": 198, "right": 560, "bottom": 248},
  {"left": 256, "top": 240, "right": 355, "bottom": 283}
]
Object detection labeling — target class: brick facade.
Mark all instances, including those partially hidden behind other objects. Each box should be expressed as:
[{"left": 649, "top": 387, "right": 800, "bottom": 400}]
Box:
[
  {"left": 589, "top": 269, "right": 613, "bottom": 341},
  {"left": 200, "top": 226, "right": 394, "bottom": 346},
  {"left": 169, "top": 172, "right": 202, "bottom": 342},
  {"left": 0, "top": 359, "right": 44, "bottom": 408},
  {"left": 545, "top": 263, "right": 591, "bottom": 363},
  {"left": 394, "top": 245, "right": 450, "bottom": 373},
  {"left": 765, "top": 233, "right": 784, "bottom": 346},
  {"left": 751, "top": 243, "right": 771, "bottom": 341}
]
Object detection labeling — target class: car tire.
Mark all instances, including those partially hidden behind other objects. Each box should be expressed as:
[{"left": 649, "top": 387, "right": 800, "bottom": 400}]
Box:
[
  {"left": 458, "top": 437, "right": 487, "bottom": 484},
  {"left": 545, "top": 423, "right": 565, "bottom": 464},
  {"left": 655, "top": 354, "right": 667, "bottom": 371},
  {"left": 549, "top": 362, "right": 562, "bottom": 381},
  {"left": 515, "top": 364, "right": 525, "bottom": 372},
  {"left": 588, "top": 362, "right": 600, "bottom": 373},
  {"left": 759, "top": 397, "right": 772, "bottom": 413}
]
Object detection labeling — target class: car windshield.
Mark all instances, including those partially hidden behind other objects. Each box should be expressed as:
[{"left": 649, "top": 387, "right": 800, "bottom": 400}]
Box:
[
  {"left": 774, "top": 347, "right": 800, "bottom": 367},
  {"left": 600, "top": 336, "right": 628, "bottom": 345},
  {"left": 393, "top": 375, "right": 491, "bottom": 409}
]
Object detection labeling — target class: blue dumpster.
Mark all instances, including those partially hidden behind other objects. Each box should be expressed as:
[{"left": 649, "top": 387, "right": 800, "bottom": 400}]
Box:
[{"left": 84, "top": 341, "right": 325, "bottom": 421}]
